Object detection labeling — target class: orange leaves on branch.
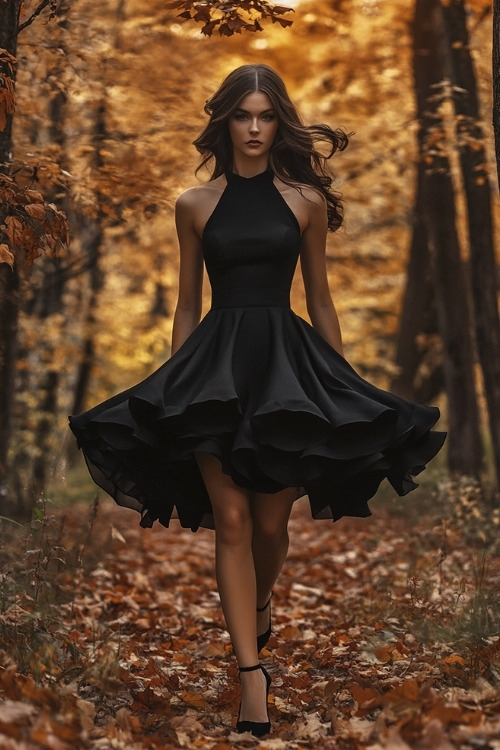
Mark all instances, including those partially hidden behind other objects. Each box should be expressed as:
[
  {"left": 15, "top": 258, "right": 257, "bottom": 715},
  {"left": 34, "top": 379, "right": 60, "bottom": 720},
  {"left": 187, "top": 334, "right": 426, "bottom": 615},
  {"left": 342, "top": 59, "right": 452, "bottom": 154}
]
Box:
[
  {"left": 0, "top": 171, "right": 70, "bottom": 268},
  {"left": 0, "top": 49, "right": 18, "bottom": 132},
  {"left": 169, "top": 0, "right": 294, "bottom": 37},
  {"left": 24, "top": 203, "right": 47, "bottom": 220},
  {"left": 0, "top": 49, "right": 17, "bottom": 77},
  {"left": 0, "top": 243, "right": 14, "bottom": 267},
  {"left": 0, "top": 74, "right": 16, "bottom": 131}
]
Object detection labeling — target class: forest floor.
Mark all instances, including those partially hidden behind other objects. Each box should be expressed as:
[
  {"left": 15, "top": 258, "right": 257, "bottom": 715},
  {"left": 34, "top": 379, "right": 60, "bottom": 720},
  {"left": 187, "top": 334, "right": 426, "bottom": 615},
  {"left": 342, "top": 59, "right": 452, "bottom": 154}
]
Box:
[{"left": 0, "top": 478, "right": 499, "bottom": 749}]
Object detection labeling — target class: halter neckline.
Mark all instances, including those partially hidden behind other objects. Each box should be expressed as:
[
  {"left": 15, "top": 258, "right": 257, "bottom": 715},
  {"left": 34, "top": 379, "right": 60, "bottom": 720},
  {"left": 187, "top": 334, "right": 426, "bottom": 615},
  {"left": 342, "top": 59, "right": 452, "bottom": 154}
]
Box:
[{"left": 226, "top": 168, "right": 274, "bottom": 184}]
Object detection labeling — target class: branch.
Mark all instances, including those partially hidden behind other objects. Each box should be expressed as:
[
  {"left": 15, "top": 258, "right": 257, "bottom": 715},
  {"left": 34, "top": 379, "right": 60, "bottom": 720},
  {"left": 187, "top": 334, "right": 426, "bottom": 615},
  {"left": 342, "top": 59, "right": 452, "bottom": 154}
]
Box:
[{"left": 17, "top": 0, "right": 52, "bottom": 35}]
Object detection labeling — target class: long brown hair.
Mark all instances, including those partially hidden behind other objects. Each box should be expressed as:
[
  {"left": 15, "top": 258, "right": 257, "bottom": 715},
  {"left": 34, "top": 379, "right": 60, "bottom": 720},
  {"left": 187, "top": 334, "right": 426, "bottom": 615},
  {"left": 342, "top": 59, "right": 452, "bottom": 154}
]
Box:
[{"left": 193, "top": 64, "right": 349, "bottom": 231}]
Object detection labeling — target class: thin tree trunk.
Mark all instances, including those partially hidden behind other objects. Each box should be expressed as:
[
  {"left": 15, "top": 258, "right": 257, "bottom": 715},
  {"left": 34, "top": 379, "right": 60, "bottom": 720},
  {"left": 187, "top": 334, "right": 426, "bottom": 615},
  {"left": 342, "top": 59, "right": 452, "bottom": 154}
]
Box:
[
  {"left": 0, "top": 264, "right": 20, "bottom": 514},
  {"left": 27, "top": 6, "right": 70, "bottom": 504},
  {"left": 0, "top": 2, "right": 21, "bottom": 159},
  {"left": 70, "top": 223, "right": 104, "bottom": 417},
  {"left": 70, "top": 102, "right": 106, "bottom": 418},
  {"left": 424, "top": 168, "right": 482, "bottom": 476},
  {"left": 9, "top": 2, "right": 71, "bottom": 517},
  {"left": 0, "top": 0, "right": 23, "bottom": 514},
  {"left": 414, "top": 0, "right": 483, "bottom": 476},
  {"left": 442, "top": 0, "right": 500, "bottom": 489},
  {"left": 493, "top": 0, "right": 500, "bottom": 192},
  {"left": 391, "top": 162, "right": 441, "bottom": 402}
]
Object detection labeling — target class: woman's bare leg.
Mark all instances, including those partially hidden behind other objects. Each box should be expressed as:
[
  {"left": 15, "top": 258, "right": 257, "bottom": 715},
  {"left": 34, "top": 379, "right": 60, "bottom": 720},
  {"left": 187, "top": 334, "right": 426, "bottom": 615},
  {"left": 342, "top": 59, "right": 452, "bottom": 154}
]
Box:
[
  {"left": 251, "top": 489, "right": 295, "bottom": 637},
  {"left": 195, "top": 452, "right": 268, "bottom": 724}
]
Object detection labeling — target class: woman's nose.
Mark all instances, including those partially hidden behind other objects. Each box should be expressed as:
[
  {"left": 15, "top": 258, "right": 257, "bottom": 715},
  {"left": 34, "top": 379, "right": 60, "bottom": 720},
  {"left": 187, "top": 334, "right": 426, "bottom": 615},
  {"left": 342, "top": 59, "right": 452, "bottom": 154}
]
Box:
[{"left": 249, "top": 119, "right": 260, "bottom": 133}]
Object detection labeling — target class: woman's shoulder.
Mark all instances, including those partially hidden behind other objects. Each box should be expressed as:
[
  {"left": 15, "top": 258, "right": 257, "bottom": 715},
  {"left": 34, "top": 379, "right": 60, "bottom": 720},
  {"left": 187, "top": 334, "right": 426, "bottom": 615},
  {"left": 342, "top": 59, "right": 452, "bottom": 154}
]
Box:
[
  {"left": 275, "top": 178, "right": 326, "bottom": 230},
  {"left": 176, "top": 176, "right": 226, "bottom": 210},
  {"left": 295, "top": 181, "right": 327, "bottom": 207},
  {"left": 276, "top": 176, "right": 325, "bottom": 207}
]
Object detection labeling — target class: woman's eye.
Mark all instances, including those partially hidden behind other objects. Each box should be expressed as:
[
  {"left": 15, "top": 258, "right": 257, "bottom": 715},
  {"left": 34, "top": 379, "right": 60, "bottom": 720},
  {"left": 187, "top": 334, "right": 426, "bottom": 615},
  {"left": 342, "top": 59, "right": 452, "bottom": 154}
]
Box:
[{"left": 233, "top": 113, "right": 275, "bottom": 122}]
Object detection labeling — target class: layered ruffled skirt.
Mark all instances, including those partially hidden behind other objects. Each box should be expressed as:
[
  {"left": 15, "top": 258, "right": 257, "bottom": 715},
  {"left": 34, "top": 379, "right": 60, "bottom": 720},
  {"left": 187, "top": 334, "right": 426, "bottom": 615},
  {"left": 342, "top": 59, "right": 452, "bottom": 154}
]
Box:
[{"left": 69, "top": 307, "right": 445, "bottom": 530}]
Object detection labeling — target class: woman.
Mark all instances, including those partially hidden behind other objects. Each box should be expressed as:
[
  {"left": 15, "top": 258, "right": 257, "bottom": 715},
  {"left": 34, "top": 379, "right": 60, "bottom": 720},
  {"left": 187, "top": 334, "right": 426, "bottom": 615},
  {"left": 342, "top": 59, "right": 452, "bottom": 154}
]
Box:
[{"left": 69, "top": 64, "right": 445, "bottom": 737}]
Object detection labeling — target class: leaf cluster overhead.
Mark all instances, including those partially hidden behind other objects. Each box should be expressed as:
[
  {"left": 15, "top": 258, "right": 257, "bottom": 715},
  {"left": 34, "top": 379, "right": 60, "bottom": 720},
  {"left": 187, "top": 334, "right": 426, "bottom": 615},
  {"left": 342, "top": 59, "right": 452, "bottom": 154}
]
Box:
[
  {"left": 169, "top": 0, "right": 294, "bottom": 36},
  {"left": 0, "top": 170, "right": 69, "bottom": 268}
]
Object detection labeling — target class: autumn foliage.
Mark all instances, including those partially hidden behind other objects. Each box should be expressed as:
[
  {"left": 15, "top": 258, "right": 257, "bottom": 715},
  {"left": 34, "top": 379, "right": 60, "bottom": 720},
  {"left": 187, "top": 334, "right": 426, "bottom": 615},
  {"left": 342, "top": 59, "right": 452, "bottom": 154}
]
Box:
[
  {"left": 0, "top": 485, "right": 499, "bottom": 748},
  {"left": 0, "top": 6, "right": 70, "bottom": 268},
  {"left": 0, "top": 171, "right": 69, "bottom": 268},
  {"left": 170, "top": 0, "right": 294, "bottom": 36},
  {"left": 0, "top": 49, "right": 17, "bottom": 132}
]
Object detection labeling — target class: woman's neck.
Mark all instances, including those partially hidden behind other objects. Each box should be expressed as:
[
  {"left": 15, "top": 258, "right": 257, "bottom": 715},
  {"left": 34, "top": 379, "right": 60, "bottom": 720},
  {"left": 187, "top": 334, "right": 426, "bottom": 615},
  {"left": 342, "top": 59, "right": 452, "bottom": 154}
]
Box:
[{"left": 231, "top": 155, "right": 270, "bottom": 179}]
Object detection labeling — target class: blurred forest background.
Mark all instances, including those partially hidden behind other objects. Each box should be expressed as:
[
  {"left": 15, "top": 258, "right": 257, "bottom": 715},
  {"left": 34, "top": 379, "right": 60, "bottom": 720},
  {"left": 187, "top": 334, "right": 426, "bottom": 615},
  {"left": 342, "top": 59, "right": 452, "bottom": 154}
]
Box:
[
  {"left": 0, "top": 0, "right": 499, "bottom": 519},
  {"left": 1, "top": 3, "right": 500, "bottom": 747}
]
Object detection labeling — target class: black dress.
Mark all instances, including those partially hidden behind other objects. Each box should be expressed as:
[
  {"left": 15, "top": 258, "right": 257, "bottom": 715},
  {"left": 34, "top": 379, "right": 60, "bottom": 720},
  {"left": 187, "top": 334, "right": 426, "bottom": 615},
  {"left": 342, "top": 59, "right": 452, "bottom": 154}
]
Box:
[{"left": 69, "top": 169, "right": 445, "bottom": 531}]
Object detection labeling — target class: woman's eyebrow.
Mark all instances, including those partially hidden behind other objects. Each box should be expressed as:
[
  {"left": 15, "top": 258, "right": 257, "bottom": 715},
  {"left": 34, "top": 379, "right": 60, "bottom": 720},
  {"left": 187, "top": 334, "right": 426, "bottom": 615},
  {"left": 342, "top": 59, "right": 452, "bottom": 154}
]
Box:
[{"left": 233, "top": 107, "right": 276, "bottom": 114}]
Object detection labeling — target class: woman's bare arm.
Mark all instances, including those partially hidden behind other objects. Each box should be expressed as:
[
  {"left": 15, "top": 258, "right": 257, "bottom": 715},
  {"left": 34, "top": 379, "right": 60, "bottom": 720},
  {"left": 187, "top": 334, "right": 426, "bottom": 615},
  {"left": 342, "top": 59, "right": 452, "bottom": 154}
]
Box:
[
  {"left": 299, "top": 190, "right": 344, "bottom": 357},
  {"left": 171, "top": 189, "right": 204, "bottom": 356}
]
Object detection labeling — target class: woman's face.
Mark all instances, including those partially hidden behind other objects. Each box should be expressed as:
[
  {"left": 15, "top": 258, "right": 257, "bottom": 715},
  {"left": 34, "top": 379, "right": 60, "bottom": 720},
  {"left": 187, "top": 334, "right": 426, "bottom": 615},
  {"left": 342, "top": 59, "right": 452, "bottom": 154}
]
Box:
[{"left": 228, "top": 91, "right": 279, "bottom": 160}]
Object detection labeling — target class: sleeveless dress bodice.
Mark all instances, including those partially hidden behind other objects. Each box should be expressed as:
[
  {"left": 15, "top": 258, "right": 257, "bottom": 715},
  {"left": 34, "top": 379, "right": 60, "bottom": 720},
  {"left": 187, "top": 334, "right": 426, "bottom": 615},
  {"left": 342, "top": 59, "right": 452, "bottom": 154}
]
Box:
[
  {"left": 203, "top": 169, "right": 301, "bottom": 309},
  {"left": 69, "top": 168, "right": 445, "bottom": 531}
]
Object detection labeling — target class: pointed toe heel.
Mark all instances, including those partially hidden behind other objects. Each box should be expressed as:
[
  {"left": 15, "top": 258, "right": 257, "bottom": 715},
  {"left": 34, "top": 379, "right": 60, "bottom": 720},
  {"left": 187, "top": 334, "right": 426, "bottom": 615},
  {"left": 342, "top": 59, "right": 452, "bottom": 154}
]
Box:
[{"left": 236, "top": 663, "right": 272, "bottom": 738}]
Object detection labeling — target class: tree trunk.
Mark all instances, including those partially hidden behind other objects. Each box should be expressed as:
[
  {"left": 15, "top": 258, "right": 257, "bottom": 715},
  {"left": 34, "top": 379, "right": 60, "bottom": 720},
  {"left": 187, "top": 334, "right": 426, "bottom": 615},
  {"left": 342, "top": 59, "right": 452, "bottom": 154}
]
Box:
[
  {"left": 441, "top": 0, "right": 500, "bottom": 489},
  {"left": 27, "top": 7, "right": 70, "bottom": 505},
  {"left": 424, "top": 168, "right": 482, "bottom": 476},
  {"left": 8, "top": 2, "right": 71, "bottom": 519},
  {"left": 70, "top": 101, "right": 106, "bottom": 418},
  {"left": 413, "top": 0, "right": 483, "bottom": 476},
  {"left": 0, "top": 2, "right": 21, "bottom": 159},
  {"left": 391, "top": 162, "right": 442, "bottom": 402},
  {"left": 70, "top": 223, "right": 104, "bottom": 418},
  {"left": 0, "top": 0, "right": 23, "bottom": 515},
  {"left": 494, "top": 0, "right": 500, "bottom": 192},
  {"left": 0, "top": 264, "right": 20, "bottom": 515}
]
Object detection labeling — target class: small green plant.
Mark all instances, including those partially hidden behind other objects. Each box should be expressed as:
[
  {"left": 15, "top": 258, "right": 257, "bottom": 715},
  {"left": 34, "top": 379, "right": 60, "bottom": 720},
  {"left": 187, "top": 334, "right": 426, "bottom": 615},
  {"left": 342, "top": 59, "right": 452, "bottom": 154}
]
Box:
[
  {"left": 0, "top": 494, "right": 102, "bottom": 683},
  {"left": 397, "top": 487, "right": 500, "bottom": 687}
]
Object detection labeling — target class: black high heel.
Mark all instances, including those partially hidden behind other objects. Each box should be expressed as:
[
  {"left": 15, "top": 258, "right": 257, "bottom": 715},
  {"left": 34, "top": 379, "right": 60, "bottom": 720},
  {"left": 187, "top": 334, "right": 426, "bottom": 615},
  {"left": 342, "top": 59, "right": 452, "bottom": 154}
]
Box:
[
  {"left": 257, "top": 593, "right": 272, "bottom": 652},
  {"left": 236, "top": 663, "right": 271, "bottom": 737}
]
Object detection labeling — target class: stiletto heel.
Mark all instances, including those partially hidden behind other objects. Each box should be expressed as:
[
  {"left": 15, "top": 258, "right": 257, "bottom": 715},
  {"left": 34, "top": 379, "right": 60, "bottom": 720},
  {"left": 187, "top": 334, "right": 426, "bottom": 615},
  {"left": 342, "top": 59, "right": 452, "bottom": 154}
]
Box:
[
  {"left": 257, "top": 592, "right": 272, "bottom": 652},
  {"left": 236, "top": 663, "right": 271, "bottom": 737}
]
